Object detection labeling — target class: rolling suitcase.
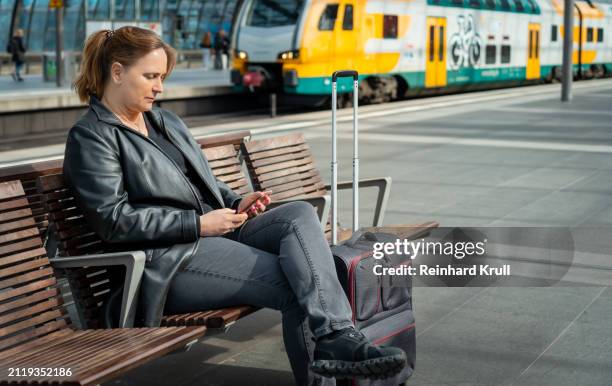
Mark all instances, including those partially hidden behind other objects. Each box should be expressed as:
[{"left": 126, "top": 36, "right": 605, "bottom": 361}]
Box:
[{"left": 329, "top": 71, "right": 416, "bottom": 386}]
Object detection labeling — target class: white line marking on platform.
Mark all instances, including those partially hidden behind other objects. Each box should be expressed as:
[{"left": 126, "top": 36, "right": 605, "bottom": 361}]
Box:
[{"left": 320, "top": 132, "right": 612, "bottom": 154}]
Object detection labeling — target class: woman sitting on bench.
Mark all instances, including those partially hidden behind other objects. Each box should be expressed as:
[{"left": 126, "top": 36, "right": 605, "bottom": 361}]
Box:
[{"left": 64, "top": 26, "right": 406, "bottom": 385}]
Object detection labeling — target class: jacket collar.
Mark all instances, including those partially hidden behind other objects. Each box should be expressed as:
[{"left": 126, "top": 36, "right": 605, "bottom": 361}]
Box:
[{"left": 89, "top": 95, "right": 164, "bottom": 130}]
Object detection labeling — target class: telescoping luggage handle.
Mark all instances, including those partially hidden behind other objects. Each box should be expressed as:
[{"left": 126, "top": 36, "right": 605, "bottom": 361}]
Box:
[{"left": 331, "top": 70, "right": 359, "bottom": 245}]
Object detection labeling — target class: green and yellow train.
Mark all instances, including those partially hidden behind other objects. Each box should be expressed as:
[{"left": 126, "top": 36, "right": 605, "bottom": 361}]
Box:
[{"left": 230, "top": 0, "right": 612, "bottom": 104}]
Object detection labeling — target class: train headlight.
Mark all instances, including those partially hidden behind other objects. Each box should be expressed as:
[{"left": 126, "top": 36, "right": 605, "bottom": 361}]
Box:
[
  {"left": 235, "top": 50, "right": 248, "bottom": 60},
  {"left": 278, "top": 50, "right": 300, "bottom": 60}
]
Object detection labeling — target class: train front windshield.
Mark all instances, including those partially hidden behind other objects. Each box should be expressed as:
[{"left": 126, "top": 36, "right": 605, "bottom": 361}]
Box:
[{"left": 245, "top": 0, "right": 304, "bottom": 27}]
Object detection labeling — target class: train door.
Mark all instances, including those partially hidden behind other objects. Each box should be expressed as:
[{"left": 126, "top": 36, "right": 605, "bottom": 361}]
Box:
[
  {"left": 526, "top": 23, "right": 541, "bottom": 79},
  {"left": 426, "top": 17, "right": 447, "bottom": 88}
]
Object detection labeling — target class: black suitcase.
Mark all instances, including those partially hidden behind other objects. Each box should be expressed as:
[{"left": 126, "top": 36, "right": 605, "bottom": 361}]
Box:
[
  {"left": 328, "top": 71, "right": 415, "bottom": 385},
  {"left": 332, "top": 231, "right": 416, "bottom": 386}
]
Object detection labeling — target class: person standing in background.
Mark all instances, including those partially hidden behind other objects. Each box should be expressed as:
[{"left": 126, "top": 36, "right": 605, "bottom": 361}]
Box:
[
  {"left": 199, "top": 31, "right": 212, "bottom": 70},
  {"left": 214, "top": 29, "right": 230, "bottom": 69},
  {"left": 6, "top": 29, "right": 26, "bottom": 82}
]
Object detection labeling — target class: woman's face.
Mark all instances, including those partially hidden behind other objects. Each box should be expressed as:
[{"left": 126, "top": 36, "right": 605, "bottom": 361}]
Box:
[{"left": 114, "top": 48, "right": 167, "bottom": 113}]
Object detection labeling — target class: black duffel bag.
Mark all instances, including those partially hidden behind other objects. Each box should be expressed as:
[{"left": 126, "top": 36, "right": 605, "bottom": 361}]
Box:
[{"left": 332, "top": 231, "right": 415, "bottom": 386}]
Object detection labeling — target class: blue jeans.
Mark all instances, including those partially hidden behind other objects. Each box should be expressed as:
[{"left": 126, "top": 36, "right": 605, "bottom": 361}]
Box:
[
  {"left": 14, "top": 61, "right": 23, "bottom": 79},
  {"left": 165, "top": 202, "right": 354, "bottom": 385}
]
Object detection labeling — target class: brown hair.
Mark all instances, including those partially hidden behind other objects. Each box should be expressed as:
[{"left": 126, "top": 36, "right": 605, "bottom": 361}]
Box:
[{"left": 73, "top": 26, "right": 176, "bottom": 103}]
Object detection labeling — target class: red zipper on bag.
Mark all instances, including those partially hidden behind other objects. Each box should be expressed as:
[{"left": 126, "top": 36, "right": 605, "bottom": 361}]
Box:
[
  {"left": 373, "top": 322, "right": 416, "bottom": 345},
  {"left": 347, "top": 250, "right": 374, "bottom": 323}
]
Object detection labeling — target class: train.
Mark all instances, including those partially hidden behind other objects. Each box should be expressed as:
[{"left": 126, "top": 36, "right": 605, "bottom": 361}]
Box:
[{"left": 229, "top": 0, "right": 612, "bottom": 105}]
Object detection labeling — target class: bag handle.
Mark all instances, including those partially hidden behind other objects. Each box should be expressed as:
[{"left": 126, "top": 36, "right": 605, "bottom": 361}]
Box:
[{"left": 331, "top": 70, "right": 359, "bottom": 245}]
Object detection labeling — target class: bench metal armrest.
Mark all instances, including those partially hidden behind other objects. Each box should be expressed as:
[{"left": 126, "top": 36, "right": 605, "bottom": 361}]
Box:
[
  {"left": 325, "top": 177, "right": 391, "bottom": 227},
  {"left": 49, "top": 251, "right": 146, "bottom": 328},
  {"left": 267, "top": 195, "right": 331, "bottom": 231}
]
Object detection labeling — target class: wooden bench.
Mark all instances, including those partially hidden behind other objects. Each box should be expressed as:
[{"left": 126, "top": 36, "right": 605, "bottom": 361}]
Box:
[{"left": 0, "top": 180, "right": 206, "bottom": 386}]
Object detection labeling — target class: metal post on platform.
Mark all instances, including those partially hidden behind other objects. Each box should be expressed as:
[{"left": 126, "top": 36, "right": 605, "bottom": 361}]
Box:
[
  {"left": 270, "top": 93, "right": 277, "bottom": 117},
  {"left": 51, "top": 0, "right": 64, "bottom": 87},
  {"left": 561, "top": 0, "right": 574, "bottom": 101}
]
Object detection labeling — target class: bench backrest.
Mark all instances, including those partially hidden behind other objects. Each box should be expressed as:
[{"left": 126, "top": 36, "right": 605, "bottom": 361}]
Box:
[
  {"left": 36, "top": 134, "right": 251, "bottom": 328},
  {"left": 241, "top": 133, "right": 336, "bottom": 237},
  {"left": 0, "top": 160, "right": 64, "bottom": 239},
  {"left": 0, "top": 180, "right": 71, "bottom": 352},
  {"left": 242, "top": 133, "right": 326, "bottom": 202}
]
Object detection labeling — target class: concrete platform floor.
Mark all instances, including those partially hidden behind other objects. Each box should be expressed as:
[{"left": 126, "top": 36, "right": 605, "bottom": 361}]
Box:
[{"left": 7, "top": 79, "right": 609, "bottom": 386}]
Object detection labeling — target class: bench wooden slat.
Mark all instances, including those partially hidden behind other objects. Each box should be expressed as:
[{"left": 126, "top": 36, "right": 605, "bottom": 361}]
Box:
[
  {"left": 225, "top": 178, "right": 249, "bottom": 190},
  {"left": 0, "top": 248, "right": 46, "bottom": 267},
  {"left": 0, "top": 319, "right": 68, "bottom": 351},
  {"left": 197, "top": 130, "right": 251, "bottom": 149},
  {"left": 213, "top": 164, "right": 242, "bottom": 176},
  {"left": 242, "top": 133, "right": 304, "bottom": 153},
  {"left": 0, "top": 255, "right": 49, "bottom": 279},
  {"left": 271, "top": 184, "right": 326, "bottom": 202},
  {"left": 0, "top": 266, "right": 55, "bottom": 291},
  {"left": 255, "top": 164, "right": 317, "bottom": 184},
  {"left": 0, "top": 297, "right": 62, "bottom": 327},
  {"left": 0, "top": 287, "right": 59, "bottom": 314},
  {"left": 0, "top": 236, "right": 43, "bottom": 258},
  {"left": 202, "top": 144, "right": 238, "bottom": 161},
  {"left": 207, "top": 157, "right": 240, "bottom": 169},
  {"left": 256, "top": 169, "right": 320, "bottom": 190},
  {"left": 0, "top": 217, "right": 36, "bottom": 234},
  {"left": 37, "top": 173, "right": 65, "bottom": 192},
  {"left": 245, "top": 143, "right": 310, "bottom": 161},
  {"left": 0, "top": 197, "right": 29, "bottom": 212},
  {"left": 252, "top": 156, "right": 315, "bottom": 175},
  {"left": 0, "top": 225, "right": 39, "bottom": 245},
  {"left": 0, "top": 207, "right": 33, "bottom": 223},
  {"left": 206, "top": 305, "right": 258, "bottom": 329},
  {"left": 249, "top": 149, "right": 312, "bottom": 168},
  {"left": 0, "top": 277, "right": 57, "bottom": 303},
  {"left": 266, "top": 176, "right": 323, "bottom": 196}
]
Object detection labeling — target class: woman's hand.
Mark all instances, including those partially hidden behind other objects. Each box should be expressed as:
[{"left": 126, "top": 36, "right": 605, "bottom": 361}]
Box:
[
  {"left": 237, "top": 191, "right": 272, "bottom": 219},
  {"left": 200, "top": 209, "right": 248, "bottom": 237}
]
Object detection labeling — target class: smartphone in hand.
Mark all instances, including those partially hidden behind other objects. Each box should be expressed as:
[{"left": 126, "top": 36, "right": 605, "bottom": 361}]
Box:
[{"left": 236, "top": 191, "right": 272, "bottom": 214}]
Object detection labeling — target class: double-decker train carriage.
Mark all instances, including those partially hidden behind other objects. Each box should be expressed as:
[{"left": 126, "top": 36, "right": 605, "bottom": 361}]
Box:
[{"left": 230, "top": 0, "right": 612, "bottom": 105}]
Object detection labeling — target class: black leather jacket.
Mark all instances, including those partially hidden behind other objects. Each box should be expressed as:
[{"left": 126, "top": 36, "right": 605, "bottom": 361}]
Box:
[{"left": 63, "top": 96, "right": 242, "bottom": 326}]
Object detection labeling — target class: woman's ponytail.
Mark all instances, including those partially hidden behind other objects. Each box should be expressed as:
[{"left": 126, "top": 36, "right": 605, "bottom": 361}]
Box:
[{"left": 73, "top": 30, "right": 109, "bottom": 103}]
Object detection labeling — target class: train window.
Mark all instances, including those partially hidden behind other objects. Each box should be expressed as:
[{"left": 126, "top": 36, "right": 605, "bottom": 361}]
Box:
[
  {"left": 500, "top": 0, "right": 510, "bottom": 10},
  {"left": 501, "top": 45, "right": 511, "bottom": 63},
  {"left": 383, "top": 15, "right": 398, "bottom": 39},
  {"left": 528, "top": 31, "right": 533, "bottom": 59},
  {"left": 452, "top": 0, "right": 464, "bottom": 5},
  {"left": 318, "top": 4, "right": 339, "bottom": 30},
  {"left": 514, "top": 0, "right": 525, "bottom": 12},
  {"left": 246, "top": 0, "right": 304, "bottom": 27},
  {"left": 469, "top": 0, "right": 481, "bottom": 7},
  {"left": 551, "top": 25, "right": 558, "bottom": 42},
  {"left": 486, "top": 0, "right": 496, "bottom": 9},
  {"left": 587, "top": 27, "right": 594, "bottom": 42},
  {"left": 485, "top": 45, "right": 496, "bottom": 64},
  {"left": 535, "top": 30, "right": 539, "bottom": 58},
  {"left": 597, "top": 28, "right": 604, "bottom": 42},
  {"left": 342, "top": 4, "right": 354, "bottom": 30},
  {"left": 439, "top": 26, "right": 445, "bottom": 61},
  {"left": 429, "top": 25, "right": 435, "bottom": 61}
]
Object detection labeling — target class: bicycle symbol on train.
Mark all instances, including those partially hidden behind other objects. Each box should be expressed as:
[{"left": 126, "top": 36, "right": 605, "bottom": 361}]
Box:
[{"left": 449, "top": 15, "right": 483, "bottom": 69}]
